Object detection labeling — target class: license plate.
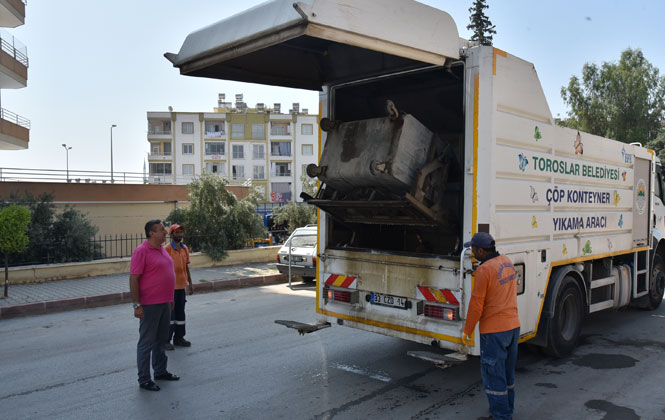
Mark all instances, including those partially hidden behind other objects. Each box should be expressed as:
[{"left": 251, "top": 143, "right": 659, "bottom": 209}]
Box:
[{"left": 370, "top": 292, "right": 407, "bottom": 309}]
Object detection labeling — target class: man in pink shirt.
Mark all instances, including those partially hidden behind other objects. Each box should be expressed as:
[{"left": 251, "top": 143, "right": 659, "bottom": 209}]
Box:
[{"left": 129, "top": 219, "right": 179, "bottom": 391}]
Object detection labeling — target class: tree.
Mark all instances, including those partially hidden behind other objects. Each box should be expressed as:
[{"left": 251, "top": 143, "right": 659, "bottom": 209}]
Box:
[
  {"left": 165, "top": 174, "right": 266, "bottom": 261},
  {"left": 300, "top": 172, "right": 318, "bottom": 198},
  {"left": 560, "top": 48, "right": 665, "bottom": 144},
  {"left": 273, "top": 201, "right": 317, "bottom": 234},
  {"left": 0, "top": 205, "right": 30, "bottom": 297},
  {"left": 0, "top": 192, "right": 100, "bottom": 265},
  {"left": 646, "top": 130, "right": 665, "bottom": 163},
  {"left": 467, "top": 0, "right": 496, "bottom": 46}
]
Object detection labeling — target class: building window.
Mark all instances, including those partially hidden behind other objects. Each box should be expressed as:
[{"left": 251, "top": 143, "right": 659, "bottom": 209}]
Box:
[
  {"left": 205, "top": 142, "right": 225, "bottom": 156},
  {"left": 232, "top": 165, "right": 245, "bottom": 179},
  {"left": 253, "top": 165, "right": 265, "bottom": 180},
  {"left": 205, "top": 120, "right": 225, "bottom": 137},
  {"left": 183, "top": 164, "right": 194, "bottom": 176},
  {"left": 149, "top": 163, "right": 172, "bottom": 175},
  {"left": 270, "top": 121, "right": 290, "bottom": 135},
  {"left": 182, "top": 122, "right": 194, "bottom": 134},
  {"left": 271, "top": 162, "right": 291, "bottom": 177},
  {"left": 183, "top": 143, "right": 194, "bottom": 154},
  {"left": 150, "top": 143, "right": 160, "bottom": 154},
  {"left": 301, "top": 124, "right": 314, "bottom": 135},
  {"left": 231, "top": 123, "right": 245, "bottom": 139},
  {"left": 148, "top": 120, "right": 171, "bottom": 135},
  {"left": 301, "top": 144, "right": 313, "bottom": 156},
  {"left": 253, "top": 144, "right": 265, "bottom": 159},
  {"left": 270, "top": 142, "right": 291, "bottom": 157},
  {"left": 163, "top": 142, "right": 172, "bottom": 156},
  {"left": 252, "top": 124, "right": 265, "bottom": 139},
  {"left": 205, "top": 161, "right": 225, "bottom": 175},
  {"left": 271, "top": 182, "right": 292, "bottom": 202},
  {"left": 232, "top": 144, "right": 244, "bottom": 159}
]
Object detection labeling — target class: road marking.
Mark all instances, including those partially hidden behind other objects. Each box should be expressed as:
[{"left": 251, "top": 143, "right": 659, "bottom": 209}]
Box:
[{"left": 332, "top": 363, "right": 391, "bottom": 382}]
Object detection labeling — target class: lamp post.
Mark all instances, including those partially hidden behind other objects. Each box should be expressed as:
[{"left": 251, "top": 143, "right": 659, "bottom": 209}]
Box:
[
  {"left": 61, "top": 143, "right": 72, "bottom": 182},
  {"left": 110, "top": 124, "right": 117, "bottom": 183}
]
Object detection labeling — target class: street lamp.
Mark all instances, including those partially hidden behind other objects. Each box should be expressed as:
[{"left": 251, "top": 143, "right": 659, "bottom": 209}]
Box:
[
  {"left": 110, "top": 124, "right": 117, "bottom": 183},
  {"left": 61, "top": 143, "right": 72, "bottom": 182}
]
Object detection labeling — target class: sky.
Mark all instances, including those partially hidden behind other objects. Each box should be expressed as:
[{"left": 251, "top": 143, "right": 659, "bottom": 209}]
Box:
[{"left": 0, "top": 0, "right": 663, "bottom": 174}]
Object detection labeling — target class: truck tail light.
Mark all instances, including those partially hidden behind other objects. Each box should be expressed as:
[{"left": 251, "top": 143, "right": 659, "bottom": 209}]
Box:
[
  {"left": 324, "top": 287, "right": 358, "bottom": 304},
  {"left": 423, "top": 304, "right": 459, "bottom": 321},
  {"left": 312, "top": 256, "right": 317, "bottom": 268}
]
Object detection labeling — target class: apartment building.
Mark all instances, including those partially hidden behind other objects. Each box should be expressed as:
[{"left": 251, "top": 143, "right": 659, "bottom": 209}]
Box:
[
  {"left": 147, "top": 94, "right": 318, "bottom": 203},
  {"left": 0, "top": 0, "right": 29, "bottom": 150}
]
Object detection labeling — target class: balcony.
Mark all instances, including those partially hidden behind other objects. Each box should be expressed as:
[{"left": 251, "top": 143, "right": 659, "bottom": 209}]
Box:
[
  {"left": 148, "top": 153, "right": 172, "bottom": 161},
  {"left": 0, "top": 107, "right": 29, "bottom": 149},
  {"left": 0, "top": 29, "right": 27, "bottom": 88},
  {"left": 204, "top": 130, "right": 225, "bottom": 138},
  {"left": 148, "top": 175, "right": 173, "bottom": 184},
  {"left": 0, "top": 0, "right": 26, "bottom": 28},
  {"left": 148, "top": 129, "right": 172, "bottom": 138}
]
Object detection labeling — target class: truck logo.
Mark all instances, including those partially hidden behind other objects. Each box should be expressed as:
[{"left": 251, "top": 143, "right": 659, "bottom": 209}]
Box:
[
  {"left": 622, "top": 171, "right": 627, "bottom": 181},
  {"left": 636, "top": 179, "right": 647, "bottom": 215},
  {"left": 613, "top": 191, "right": 621, "bottom": 206},
  {"left": 562, "top": 244, "right": 568, "bottom": 255},
  {"left": 574, "top": 132, "right": 584, "bottom": 155},
  {"left": 607, "top": 239, "right": 614, "bottom": 251},
  {"left": 583, "top": 241, "right": 593, "bottom": 255},
  {"left": 531, "top": 216, "right": 538, "bottom": 228},
  {"left": 529, "top": 186, "right": 539, "bottom": 203},
  {"left": 534, "top": 126, "right": 542, "bottom": 141},
  {"left": 618, "top": 214, "right": 624, "bottom": 228},
  {"left": 621, "top": 147, "right": 633, "bottom": 164},
  {"left": 518, "top": 153, "right": 529, "bottom": 171}
]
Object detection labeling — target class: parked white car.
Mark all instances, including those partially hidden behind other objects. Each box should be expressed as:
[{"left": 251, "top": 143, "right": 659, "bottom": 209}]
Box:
[{"left": 276, "top": 226, "right": 317, "bottom": 282}]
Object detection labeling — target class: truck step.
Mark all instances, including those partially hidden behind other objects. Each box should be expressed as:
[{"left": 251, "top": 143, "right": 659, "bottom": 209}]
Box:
[
  {"left": 590, "top": 276, "right": 615, "bottom": 289},
  {"left": 407, "top": 350, "right": 468, "bottom": 367},
  {"left": 274, "top": 320, "right": 331, "bottom": 335},
  {"left": 589, "top": 300, "right": 614, "bottom": 313}
]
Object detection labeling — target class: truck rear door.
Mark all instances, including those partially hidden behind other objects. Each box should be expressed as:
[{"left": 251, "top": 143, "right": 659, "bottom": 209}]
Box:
[{"left": 165, "top": 0, "right": 461, "bottom": 90}]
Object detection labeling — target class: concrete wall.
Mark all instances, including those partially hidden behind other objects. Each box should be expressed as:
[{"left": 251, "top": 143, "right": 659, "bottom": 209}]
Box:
[
  {"left": 0, "top": 182, "right": 249, "bottom": 237},
  {"left": 8, "top": 245, "right": 279, "bottom": 284}
]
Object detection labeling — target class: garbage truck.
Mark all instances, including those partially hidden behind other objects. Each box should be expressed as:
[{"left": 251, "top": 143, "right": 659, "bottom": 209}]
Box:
[{"left": 166, "top": 0, "right": 665, "bottom": 357}]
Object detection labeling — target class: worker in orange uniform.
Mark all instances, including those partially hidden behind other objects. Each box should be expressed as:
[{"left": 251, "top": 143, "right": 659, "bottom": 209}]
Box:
[
  {"left": 165, "top": 224, "right": 194, "bottom": 350},
  {"left": 462, "top": 232, "right": 520, "bottom": 420}
]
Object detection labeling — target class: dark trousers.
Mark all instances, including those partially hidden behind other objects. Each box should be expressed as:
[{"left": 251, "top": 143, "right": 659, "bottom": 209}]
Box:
[
  {"left": 169, "top": 289, "right": 187, "bottom": 341},
  {"left": 136, "top": 302, "right": 171, "bottom": 384},
  {"left": 480, "top": 327, "right": 520, "bottom": 420}
]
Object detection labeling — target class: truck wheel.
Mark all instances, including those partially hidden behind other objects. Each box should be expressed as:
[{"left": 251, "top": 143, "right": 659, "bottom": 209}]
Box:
[
  {"left": 645, "top": 255, "right": 665, "bottom": 310},
  {"left": 545, "top": 276, "right": 584, "bottom": 358}
]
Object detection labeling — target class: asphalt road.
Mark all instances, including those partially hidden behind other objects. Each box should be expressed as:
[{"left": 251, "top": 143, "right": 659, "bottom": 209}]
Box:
[{"left": 1, "top": 284, "right": 665, "bottom": 420}]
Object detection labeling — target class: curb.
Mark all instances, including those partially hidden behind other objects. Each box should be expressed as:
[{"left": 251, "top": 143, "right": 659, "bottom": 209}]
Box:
[{"left": 0, "top": 274, "right": 288, "bottom": 320}]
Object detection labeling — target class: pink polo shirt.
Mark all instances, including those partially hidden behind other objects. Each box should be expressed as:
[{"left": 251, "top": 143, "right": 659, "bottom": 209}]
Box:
[{"left": 130, "top": 241, "right": 176, "bottom": 305}]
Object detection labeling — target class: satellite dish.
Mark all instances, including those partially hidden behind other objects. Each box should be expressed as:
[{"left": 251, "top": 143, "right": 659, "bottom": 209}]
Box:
[{"left": 168, "top": 106, "right": 173, "bottom": 112}]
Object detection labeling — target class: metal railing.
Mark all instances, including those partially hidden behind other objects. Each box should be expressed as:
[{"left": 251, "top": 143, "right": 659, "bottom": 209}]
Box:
[
  {"left": 0, "top": 28, "right": 27, "bottom": 67},
  {"left": 0, "top": 107, "right": 30, "bottom": 129},
  {"left": 0, "top": 167, "right": 146, "bottom": 183},
  {"left": 148, "top": 129, "right": 172, "bottom": 135}
]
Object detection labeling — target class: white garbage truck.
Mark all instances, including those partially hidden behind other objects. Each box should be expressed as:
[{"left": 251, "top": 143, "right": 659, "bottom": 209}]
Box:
[{"left": 166, "top": 0, "right": 665, "bottom": 357}]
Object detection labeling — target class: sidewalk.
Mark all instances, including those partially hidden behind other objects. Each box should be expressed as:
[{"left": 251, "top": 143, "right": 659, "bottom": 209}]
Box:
[{"left": 0, "top": 262, "right": 286, "bottom": 320}]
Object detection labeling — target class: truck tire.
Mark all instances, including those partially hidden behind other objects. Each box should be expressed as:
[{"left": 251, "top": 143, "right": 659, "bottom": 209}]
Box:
[
  {"left": 645, "top": 254, "right": 665, "bottom": 310},
  {"left": 545, "top": 276, "right": 584, "bottom": 358}
]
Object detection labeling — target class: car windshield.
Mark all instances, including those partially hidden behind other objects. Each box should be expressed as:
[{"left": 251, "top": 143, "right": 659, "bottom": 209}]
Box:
[{"left": 288, "top": 235, "right": 317, "bottom": 248}]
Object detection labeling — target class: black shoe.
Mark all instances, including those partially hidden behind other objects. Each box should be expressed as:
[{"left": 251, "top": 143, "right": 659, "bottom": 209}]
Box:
[
  {"left": 164, "top": 342, "right": 175, "bottom": 351},
  {"left": 139, "top": 380, "right": 160, "bottom": 391},
  {"left": 173, "top": 338, "right": 191, "bottom": 347},
  {"left": 154, "top": 372, "right": 180, "bottom": 381}
]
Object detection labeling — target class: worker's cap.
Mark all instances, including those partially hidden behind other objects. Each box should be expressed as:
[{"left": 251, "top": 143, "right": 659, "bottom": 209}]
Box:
[
  {"left": 463, "top": 232, "right": 495, "bottom": 249},
  {"left": 169, "top": 224, "right": 185, "bottom": 234}
]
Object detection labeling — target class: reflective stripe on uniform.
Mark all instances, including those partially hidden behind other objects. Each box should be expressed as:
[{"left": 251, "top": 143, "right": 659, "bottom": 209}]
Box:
[
  {"left": 484, "top": 389, "right": 508, "bottom": 396},
  {"left": 174, "top": 321, "right": 186, "bottom": 325},
  {"left": 507, "top": 383, "right": 515, "bottom": 390}
]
